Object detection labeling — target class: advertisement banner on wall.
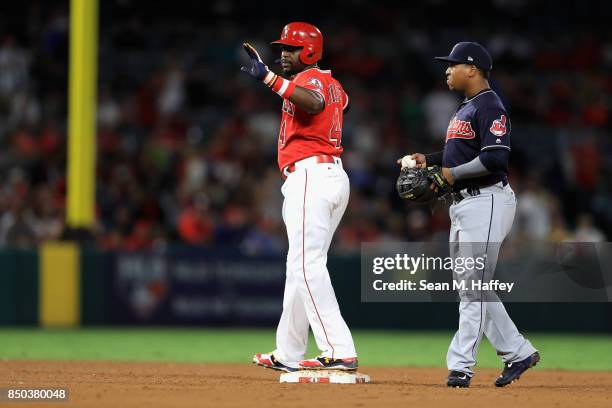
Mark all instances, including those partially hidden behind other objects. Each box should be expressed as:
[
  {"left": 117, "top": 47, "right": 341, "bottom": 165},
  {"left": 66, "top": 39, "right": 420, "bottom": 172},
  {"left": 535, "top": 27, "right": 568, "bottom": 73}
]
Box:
[{"left": 109, "top": 250, "right": 286, "bottom": 325}]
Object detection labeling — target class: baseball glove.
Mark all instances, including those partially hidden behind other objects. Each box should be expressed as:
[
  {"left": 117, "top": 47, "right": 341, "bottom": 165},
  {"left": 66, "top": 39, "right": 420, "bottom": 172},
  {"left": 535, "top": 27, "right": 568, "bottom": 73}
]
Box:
[{"left": 396, "top": 166, "right": 451, "bottom": 203}]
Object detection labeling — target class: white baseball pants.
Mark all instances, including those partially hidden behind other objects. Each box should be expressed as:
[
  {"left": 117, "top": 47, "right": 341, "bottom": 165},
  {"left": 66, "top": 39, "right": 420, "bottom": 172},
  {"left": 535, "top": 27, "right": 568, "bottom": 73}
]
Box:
[{"left": 273, "top": 157, "right": 357, "bottom": 368}]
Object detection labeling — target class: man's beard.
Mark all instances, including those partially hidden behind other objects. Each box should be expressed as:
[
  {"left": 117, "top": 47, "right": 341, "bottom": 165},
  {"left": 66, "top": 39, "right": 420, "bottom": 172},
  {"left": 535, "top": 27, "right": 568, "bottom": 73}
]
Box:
[{"left": 281, "top": 66, "right": 297, "bottom": 77}]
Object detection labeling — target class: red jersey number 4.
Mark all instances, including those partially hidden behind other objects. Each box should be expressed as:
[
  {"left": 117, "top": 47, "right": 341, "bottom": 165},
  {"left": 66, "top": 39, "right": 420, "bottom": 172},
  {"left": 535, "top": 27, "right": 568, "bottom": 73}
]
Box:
[
  {"left": 328, "top": 83, "right": 343, "bottom": 148},
  {"left": 329, "top": 107, "right": 341, "bottom": 148},
  {"left": 279, "top": 119, "right": 287, "bottom": 146}
]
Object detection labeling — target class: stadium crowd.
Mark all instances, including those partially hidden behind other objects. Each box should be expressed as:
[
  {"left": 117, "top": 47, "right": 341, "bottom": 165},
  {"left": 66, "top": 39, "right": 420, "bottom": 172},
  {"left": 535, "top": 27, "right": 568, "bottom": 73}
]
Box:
[{"left": 0, "top": 1, "right": 610, "bottom": 253}]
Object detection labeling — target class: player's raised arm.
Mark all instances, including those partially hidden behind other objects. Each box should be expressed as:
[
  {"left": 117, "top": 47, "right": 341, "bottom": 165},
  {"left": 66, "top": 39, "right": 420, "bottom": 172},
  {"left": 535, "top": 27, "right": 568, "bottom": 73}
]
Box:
[{"left": 241, "top": 43, "right": 324, "bottom": 114}]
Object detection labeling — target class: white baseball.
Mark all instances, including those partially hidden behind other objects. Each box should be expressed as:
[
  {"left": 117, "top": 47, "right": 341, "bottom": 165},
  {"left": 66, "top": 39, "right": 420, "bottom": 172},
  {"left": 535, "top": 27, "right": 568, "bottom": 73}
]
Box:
[{"left": 401, "top": 155, "right": 417, "bottom": 169}]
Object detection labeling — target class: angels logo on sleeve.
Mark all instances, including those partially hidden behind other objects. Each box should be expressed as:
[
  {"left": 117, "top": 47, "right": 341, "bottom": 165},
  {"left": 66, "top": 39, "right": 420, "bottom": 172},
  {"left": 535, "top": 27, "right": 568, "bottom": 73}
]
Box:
[
  {"left": 307, "top": 77, "right": 323, "bottom": 91},
  {"left": 489, "top": 114, "right": 507, "bottom": 136},
  {"left": 300, "top": 76, "right": 326, "bottom": 102}
]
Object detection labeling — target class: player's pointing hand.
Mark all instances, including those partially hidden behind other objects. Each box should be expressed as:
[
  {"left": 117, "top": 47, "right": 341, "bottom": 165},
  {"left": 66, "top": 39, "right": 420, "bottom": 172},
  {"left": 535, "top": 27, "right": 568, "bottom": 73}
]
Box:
[{"left": 241, "top": 42, "right": 270, "bottom": 81}]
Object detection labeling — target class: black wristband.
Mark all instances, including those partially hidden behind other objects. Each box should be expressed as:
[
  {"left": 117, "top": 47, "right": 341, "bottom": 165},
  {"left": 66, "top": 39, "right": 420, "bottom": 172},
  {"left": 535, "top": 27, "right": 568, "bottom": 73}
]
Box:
[{"left": 425, "top": 151, "right": 444, "bottom": 166}]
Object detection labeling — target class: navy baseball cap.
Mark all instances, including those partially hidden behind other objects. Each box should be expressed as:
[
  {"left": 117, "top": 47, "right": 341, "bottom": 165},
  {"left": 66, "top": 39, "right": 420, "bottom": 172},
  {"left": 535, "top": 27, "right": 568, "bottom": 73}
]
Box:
[{"left": 435, "top": 42, "right": 493, "bottom": 71}]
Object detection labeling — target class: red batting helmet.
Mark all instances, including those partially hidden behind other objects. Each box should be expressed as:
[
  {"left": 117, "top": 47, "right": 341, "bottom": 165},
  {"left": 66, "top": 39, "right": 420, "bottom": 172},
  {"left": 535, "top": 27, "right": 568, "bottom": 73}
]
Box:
[{"left": 271, "top": 22, "right": 323, "bottom": 65}]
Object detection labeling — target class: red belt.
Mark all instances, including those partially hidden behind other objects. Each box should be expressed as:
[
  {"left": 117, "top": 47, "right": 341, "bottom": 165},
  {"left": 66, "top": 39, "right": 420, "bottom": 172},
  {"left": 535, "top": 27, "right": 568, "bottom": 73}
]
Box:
[{"left": 283, "top": 155, "right": 337, "bottom": 178}]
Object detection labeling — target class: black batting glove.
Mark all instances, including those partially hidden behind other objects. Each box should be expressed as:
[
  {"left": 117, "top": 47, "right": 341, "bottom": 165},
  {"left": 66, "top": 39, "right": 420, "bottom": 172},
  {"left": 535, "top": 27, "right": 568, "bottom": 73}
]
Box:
[{"left": 240, "top": 42, "right": 272, "bottom": 82}]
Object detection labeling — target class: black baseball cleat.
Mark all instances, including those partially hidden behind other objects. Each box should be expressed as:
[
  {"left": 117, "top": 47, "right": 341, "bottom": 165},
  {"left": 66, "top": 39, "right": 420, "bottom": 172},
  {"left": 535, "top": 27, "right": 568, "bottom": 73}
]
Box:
[
  {"left": 447, "top": 370, "right": 472, "bottom": 388},
  {"left": 252, "top": 352, "right": 298, "bottom": 373},
  {"left": 495, "top": 352, "right": 540, "bottom": 387}
]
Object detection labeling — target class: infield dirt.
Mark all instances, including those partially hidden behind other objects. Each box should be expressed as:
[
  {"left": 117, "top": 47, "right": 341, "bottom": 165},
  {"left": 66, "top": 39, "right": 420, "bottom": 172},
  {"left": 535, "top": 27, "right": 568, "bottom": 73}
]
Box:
[{"left": 3, "top": 361, "right": 611, "bottom": 407}]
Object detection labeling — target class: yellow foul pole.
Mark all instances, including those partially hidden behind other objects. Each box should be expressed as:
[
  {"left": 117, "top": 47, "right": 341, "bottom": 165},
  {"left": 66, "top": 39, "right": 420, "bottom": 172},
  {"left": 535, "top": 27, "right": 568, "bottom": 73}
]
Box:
[{"left": 67, "top": 0, "right": 98, "bottom": 230}]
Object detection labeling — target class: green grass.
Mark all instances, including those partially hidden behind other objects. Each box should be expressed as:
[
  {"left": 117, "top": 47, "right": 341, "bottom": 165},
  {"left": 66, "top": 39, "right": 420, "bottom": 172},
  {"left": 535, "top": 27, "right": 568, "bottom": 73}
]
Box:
[{"left": 0, "top": 328, "right": 610, "bottom": 371}]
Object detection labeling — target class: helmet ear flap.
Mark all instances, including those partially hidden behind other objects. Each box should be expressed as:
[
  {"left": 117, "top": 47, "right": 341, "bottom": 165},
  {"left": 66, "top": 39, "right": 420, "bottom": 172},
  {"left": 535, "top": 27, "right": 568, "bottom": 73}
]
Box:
[{"left": 300, "top": 44, "right": 315, "bottom": 65}]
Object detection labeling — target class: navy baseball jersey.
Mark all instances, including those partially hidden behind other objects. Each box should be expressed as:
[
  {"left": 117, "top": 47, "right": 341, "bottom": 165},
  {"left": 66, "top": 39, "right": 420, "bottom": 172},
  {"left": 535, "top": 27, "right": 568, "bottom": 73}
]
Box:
[{"left": 442, "top": 89, "right": 510, "bottom": 190}]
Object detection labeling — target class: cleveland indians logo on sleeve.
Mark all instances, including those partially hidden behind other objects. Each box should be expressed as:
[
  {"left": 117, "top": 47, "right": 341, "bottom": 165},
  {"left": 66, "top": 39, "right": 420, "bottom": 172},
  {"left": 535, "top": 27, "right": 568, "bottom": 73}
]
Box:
[{"left": 489, "top": 114, "right": 507, "bottom": 136}]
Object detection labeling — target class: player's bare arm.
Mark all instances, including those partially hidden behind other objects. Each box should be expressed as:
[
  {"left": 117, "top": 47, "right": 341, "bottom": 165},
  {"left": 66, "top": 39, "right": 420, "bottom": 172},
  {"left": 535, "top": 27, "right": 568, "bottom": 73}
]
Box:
[
  {"left": 287, "top": 86, "right": 324, "bottom": 115},
  {"left": 241, "top": 43, "right": 324, "bottom": 114}
]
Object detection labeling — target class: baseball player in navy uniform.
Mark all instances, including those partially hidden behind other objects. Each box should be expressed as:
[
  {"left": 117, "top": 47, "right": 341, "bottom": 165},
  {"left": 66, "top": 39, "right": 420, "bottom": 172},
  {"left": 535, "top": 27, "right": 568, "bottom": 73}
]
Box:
[{"left": 408, "top": 42, "right": 540, "bottom": 387}]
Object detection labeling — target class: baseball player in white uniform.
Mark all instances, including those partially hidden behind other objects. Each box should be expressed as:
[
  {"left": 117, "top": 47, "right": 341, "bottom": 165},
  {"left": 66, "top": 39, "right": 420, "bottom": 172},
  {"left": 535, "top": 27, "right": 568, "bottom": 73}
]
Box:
[{"left": 242, "top": 22, "right": 358, "bottom": 372}]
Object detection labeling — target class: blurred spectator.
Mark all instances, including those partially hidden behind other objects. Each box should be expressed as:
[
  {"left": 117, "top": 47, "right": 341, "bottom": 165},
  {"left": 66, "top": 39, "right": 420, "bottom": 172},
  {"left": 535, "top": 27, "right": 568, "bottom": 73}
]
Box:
[
  {"left": 573, "top": 213, "right": 605, "bottom": 242},
  {"left": 177, "top": 193, "right": 214, "bottom": 245},
  {"left": 5, "top": 205, "right": 36, "bottom": 248},
  {"left": 515, "top": 175, "right": 553, "bottom": 240},
  {"left": 422, "top": 85, "right": 459, "bottom": 140},
  {"left": 0, "top": 36, "right": 29, "bottom": 98},
  {"left": 98, "top": 88, "right": 121, "bottom": 129},
  {"left": 31, "top": 185, "right": 63, "bottom": 242}
]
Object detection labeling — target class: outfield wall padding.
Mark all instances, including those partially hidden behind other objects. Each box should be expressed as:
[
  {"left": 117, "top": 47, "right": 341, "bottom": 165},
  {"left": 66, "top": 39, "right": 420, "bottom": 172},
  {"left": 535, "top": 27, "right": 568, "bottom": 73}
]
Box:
[{"left": 0, "top": 247, "right": 610, "bottom": 331}]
